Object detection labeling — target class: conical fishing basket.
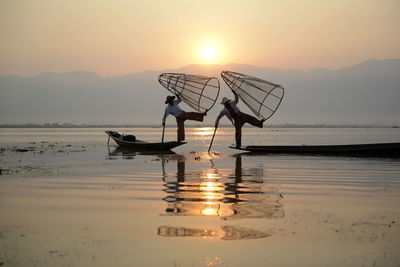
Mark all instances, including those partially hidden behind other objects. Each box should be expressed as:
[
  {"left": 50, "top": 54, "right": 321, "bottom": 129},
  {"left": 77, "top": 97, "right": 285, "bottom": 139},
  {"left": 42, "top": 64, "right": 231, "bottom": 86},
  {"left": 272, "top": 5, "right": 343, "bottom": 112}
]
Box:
[
  {"left": 221, "top": 71, "right": 284, "bottom": 120},
  {"left": 159, "top": 73, "right": 220, "bottom": 112}
]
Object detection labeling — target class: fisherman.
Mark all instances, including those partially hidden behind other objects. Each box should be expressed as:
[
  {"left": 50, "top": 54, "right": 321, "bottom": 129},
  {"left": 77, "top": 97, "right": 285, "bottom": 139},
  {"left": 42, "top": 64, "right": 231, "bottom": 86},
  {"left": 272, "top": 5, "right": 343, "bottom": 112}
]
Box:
[
  {"left": 162, "top": 94, "right": 206, "bottom": 142},
  {"left": 215, "top": 90, "right": 265, "bottom": 148}
]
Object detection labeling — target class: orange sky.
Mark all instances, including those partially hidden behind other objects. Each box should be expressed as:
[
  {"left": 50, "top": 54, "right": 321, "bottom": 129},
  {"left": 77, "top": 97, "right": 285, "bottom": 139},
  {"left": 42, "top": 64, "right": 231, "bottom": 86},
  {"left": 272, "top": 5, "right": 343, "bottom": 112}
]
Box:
[{"left": 0, "top": 0, "right": 399, "bottom": 77}]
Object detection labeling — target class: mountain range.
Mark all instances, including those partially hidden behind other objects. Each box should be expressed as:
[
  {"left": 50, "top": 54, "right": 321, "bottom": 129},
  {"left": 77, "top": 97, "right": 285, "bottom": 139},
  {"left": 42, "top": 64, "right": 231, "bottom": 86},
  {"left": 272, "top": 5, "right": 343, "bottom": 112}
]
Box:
[{"left": 1, "top": 59, "right": 399, "bottom": 126}]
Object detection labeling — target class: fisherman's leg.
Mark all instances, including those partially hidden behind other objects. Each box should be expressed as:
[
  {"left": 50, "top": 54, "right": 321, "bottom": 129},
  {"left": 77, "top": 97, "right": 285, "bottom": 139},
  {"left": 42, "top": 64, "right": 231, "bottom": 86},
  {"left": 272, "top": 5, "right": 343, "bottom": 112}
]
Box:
[
  {"left": 176, "top": 118, "right": 185, "bottom": 141},
  {"left": 238, "top": 111, "right": 263, "bottom": 128},
  {"left": 234, "top": 114, "right": 247, "bottom": 148},
  {"left": 235, "top": 125, "right": 242, "bottom": 148},
  {"left": 185, "top": 112, "right": 205, "bottom": 122}
]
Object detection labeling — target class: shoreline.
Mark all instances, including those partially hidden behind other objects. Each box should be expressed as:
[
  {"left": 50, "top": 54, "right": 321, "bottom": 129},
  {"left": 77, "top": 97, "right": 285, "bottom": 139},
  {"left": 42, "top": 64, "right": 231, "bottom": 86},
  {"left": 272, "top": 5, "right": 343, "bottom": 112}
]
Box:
[{"left": 1, "top": 124, "right": 399, "bottom": 129}]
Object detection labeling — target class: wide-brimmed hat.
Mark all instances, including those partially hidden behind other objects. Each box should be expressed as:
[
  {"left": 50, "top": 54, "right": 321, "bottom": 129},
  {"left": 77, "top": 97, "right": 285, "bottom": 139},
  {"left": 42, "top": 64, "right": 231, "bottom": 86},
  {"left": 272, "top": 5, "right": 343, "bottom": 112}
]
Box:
[
  {"left": 220, "top": 97, "right": 230, "bottom": 104},
  {"left": 165, "top": 95, "right": 175, "bottom": 104}
]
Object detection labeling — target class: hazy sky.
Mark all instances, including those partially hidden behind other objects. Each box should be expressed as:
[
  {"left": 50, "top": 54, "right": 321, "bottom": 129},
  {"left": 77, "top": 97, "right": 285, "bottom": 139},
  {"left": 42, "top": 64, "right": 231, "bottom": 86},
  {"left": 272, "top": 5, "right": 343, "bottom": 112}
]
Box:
[{"left": 1, "top": 0, "right": 399, "bottom": 77}]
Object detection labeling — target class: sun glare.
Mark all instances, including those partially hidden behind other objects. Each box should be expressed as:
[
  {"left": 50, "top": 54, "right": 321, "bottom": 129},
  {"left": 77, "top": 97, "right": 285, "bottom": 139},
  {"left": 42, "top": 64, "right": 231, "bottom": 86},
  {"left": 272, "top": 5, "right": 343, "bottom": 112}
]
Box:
[{"left": 202, "top": 44, "right": 218, "bottom": 62}]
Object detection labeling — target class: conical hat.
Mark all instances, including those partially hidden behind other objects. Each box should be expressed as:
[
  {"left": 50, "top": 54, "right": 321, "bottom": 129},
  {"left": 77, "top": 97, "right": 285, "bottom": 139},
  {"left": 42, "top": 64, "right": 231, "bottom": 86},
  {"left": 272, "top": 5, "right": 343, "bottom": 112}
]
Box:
[
  {"left": 220, "top": 97, "right": 230, "bottom": 104},
  {"left": 165, "top": 95, "right": 175, "bottom": 104}
]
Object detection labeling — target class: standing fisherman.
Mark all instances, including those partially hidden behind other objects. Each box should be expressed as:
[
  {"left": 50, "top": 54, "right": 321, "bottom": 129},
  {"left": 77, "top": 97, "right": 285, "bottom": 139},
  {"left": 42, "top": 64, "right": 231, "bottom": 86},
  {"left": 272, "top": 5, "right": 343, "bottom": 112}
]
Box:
[
  {"left": 162, "top": 94, "right": 207, "bottom": 142},
  {"left": 214, "top": 90, "right": 265, "bottom": 148}
]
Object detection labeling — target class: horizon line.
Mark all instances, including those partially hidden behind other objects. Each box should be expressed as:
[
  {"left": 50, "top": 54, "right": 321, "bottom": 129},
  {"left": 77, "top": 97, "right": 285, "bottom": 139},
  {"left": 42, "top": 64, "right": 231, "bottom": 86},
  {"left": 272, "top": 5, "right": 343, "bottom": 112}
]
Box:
[
  {"left": 1, "top": 123, "right": 399, "bottom": 129},
  {"left": 1, "top": 58, "right": 399, "bottom": 79}
]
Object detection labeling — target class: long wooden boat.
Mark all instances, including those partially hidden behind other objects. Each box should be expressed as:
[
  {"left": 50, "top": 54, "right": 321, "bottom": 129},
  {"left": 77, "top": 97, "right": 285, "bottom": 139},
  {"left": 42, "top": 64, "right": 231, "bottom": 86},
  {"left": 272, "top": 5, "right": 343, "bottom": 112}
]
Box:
[
  {"left": 229, "top": 142, "right": 400, "bottom": 157},
  {"left": 106, "top": 131, "right": 186, "bottom": 151}
]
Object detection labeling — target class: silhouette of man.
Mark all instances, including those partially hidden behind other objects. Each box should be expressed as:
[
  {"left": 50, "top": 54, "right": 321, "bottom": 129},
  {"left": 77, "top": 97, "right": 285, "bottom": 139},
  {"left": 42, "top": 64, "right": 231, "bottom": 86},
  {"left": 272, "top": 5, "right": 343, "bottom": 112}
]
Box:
[
  {"left": 215, "top": 90, "right": 265, "bottom": 148},
  {"left": 162, "top": 95, "right": 206, "bottom": 142}
]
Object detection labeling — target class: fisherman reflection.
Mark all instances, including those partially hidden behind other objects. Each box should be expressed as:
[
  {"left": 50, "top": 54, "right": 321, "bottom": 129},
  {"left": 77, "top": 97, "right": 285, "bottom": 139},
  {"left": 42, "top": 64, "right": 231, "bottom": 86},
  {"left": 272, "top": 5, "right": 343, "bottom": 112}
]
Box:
[
  {"left": 164, "top": 155, "right": 185, "bottom": 213},
  {"left": 161, "top": 154, "right": 284, "bottom": 220}
]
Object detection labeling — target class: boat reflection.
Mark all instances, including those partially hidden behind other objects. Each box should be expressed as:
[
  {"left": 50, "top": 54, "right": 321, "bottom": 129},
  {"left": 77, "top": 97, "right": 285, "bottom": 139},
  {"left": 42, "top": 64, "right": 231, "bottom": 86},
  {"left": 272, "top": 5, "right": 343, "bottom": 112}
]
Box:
[
  {"left": 158, "top": 226, "right": 219, "bottom": 238},
  {"left": 158, "top": 225, "right": 270, "bottom": 240},
  {"left": 161, "top": 154, "right": 284, "bottom": 220},
  {"left": 107, "top": 146, "right": 175, "bottom": 160}
]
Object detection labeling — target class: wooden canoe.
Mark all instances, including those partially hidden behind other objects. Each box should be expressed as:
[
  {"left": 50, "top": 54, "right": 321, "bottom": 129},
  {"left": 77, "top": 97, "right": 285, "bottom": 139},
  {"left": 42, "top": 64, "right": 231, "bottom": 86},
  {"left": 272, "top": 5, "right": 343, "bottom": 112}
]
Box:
[
  {"left": 106, "top": 131, "right": 186, "bottom": 151},
  {"left": 229, "top": 142, "right": 400, "bottom": 157}
]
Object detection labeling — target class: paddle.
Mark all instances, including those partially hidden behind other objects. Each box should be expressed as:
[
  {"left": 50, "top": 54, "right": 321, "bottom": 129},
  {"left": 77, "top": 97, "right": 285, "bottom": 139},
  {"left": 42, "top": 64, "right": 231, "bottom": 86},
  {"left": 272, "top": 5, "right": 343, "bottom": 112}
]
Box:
[
  {"left": 208, "top": 126, "right": 217, "bottom": 153},
  {"left": 161, "top": 124, "right": 165, "bottom": 143}
]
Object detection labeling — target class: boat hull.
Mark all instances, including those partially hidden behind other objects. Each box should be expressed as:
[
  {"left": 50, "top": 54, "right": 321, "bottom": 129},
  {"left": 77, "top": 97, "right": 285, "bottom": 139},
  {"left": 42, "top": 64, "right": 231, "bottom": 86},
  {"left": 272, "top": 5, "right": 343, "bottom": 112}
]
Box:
[
  {"left": 230, "top": 142, "right": 400, "bottom": 157},
  {"left": 106, "top": 131, "right": 186, "bottom": 151}
]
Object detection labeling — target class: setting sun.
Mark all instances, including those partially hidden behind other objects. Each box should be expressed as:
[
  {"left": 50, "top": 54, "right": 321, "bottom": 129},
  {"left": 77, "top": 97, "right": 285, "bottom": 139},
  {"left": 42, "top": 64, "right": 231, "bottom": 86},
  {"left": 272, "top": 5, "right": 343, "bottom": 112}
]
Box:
[{"left": 202, "top": 44, "right": 218, "bottom": 62}]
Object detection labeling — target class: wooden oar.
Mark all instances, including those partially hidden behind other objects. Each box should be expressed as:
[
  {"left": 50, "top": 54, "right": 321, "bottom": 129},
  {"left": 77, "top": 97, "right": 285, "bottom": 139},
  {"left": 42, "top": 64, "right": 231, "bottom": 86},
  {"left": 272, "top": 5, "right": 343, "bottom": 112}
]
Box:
[
  {"left": 208, "top": 126, "right": 217, "bottom": 153},
  {"left": 161, "top": 124, "right": 166, "bottom": 143}
]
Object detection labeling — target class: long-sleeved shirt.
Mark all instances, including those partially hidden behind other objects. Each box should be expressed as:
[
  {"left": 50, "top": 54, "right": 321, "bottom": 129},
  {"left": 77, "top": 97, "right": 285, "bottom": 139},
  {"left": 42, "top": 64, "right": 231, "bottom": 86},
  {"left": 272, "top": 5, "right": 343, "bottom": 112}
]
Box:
[
  {"left": 215, "top": 91, "right": 240, "bottom": 127},
  {"left": 162, "top": 99, "right": 183, "bottom": 124}
]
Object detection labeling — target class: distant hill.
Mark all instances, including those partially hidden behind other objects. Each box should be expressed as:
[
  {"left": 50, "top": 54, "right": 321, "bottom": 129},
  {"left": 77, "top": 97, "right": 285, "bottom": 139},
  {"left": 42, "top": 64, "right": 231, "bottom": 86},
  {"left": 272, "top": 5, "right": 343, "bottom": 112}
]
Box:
[{"left": 1, "top": 59, "right": 399, "bottom": 125}]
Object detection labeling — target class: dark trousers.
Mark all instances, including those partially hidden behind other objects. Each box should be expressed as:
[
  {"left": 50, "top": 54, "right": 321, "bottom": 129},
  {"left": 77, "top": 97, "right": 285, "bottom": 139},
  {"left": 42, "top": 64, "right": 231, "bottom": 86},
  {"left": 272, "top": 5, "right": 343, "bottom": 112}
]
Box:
[
  {"left": 235, "top": 111, "right": 263, "bottom": 148},
  {"left": 176, "top": 111, "right": 205, "bottom": 141}
]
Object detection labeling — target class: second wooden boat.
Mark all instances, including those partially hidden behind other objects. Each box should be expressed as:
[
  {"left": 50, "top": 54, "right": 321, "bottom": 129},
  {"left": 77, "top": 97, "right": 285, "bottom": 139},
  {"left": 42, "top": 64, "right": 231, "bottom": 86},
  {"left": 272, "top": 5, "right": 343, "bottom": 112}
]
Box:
[{"left": 229, "top": 142, "right": 400, "bottom": 156}]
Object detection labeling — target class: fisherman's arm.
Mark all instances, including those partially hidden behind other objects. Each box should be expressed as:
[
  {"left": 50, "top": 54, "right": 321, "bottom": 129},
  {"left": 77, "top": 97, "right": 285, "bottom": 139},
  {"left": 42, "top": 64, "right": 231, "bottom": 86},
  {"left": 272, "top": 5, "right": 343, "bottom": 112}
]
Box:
[
  {"left": 232, "top": 90, "right": 239, "bottom": 104},
  {"left": 176, "top": 93, "right": 183, "bottom": 103},
  {"left": 174, "top": 98, "right": 182, "bottom": 104},
  {"left": 162, "top": 108, "right": 169, "bottom": 125},
  {"left": 215, "top": 110, "right": 230, "bottom": 127},
  {"left": 214, "top": 111, "right": 225, "bottom": 128}
]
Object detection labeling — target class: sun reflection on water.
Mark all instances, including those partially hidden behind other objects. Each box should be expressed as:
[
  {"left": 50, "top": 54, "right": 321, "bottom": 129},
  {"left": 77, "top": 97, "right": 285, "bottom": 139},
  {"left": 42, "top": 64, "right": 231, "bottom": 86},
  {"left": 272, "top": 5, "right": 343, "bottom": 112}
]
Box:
[
  {"left": 200, "top": 206, "right": 219, "bottom": 216},
  {"left": 205, "top": 172, "right": 217, "bottom": 179},
  {"left": 192, "top": 127, "right": 214, "bottom": 136},
  {"left": 203, "top": 256, "right": 223, "bottom": 266},
  {"left": 160, "top": 154, "right": 285, "bottom": 240},
  {"left": 199, "top": 181, "right": 222, "bottom": 192}
]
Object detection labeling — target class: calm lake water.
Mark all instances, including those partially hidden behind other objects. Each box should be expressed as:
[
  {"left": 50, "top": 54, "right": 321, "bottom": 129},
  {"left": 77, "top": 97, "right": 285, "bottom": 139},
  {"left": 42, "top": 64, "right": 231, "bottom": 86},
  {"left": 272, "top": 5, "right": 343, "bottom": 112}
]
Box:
[{"left": 0, "top": 127, "right": 400, "bottom": 266}]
